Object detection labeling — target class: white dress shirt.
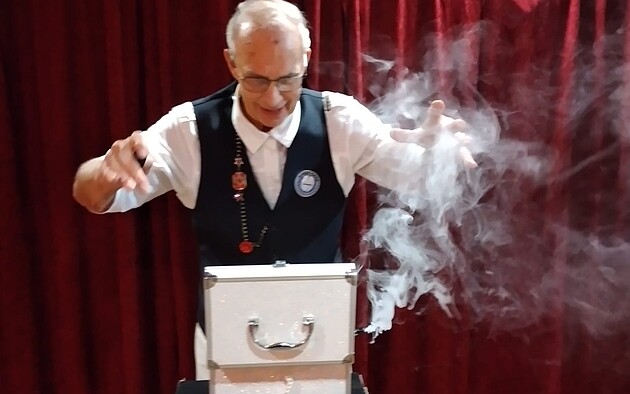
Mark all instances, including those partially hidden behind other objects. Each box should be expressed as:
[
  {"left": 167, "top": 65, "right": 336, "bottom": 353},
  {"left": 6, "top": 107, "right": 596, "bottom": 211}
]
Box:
[{"left": 107, "top": 86, "right": 428, "bottom": 212}]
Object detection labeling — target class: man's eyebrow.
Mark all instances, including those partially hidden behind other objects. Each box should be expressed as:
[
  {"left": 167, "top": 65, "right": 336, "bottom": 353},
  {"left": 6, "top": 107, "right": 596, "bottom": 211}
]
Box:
[
  {"left": 241, "top": 71, "right": 265, "bottom": 78},
  {"left": 243, "top": 71, "right": 301, "bottom": 79}
]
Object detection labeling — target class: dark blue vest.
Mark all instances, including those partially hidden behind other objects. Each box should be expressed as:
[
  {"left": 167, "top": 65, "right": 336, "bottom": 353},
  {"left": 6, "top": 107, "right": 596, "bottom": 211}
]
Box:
[{"left": 191, "top": 83, "right": 347, "bottom": 328}]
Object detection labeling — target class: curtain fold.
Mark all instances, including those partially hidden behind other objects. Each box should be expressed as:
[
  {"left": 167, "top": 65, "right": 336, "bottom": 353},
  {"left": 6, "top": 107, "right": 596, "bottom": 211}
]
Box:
[{"left": 2, "top": 1, "right": 629, "bottom": 393}]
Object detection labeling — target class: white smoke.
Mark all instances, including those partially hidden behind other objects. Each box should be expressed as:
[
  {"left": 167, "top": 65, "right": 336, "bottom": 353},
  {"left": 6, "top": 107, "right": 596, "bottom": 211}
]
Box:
[{"left": 359, "top": 21, "right": 630, "bottom": 347}]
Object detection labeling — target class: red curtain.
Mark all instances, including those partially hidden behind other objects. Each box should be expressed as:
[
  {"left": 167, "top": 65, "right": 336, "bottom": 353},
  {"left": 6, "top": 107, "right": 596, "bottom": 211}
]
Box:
[{"left": 2, "top": 1, "right": 629, "bottom": 393}]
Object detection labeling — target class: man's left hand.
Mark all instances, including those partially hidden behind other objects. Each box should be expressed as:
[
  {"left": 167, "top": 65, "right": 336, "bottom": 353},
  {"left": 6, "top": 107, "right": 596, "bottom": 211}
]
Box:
[{"left": 390, "top": 100, "right": 477, "bottom": 168}]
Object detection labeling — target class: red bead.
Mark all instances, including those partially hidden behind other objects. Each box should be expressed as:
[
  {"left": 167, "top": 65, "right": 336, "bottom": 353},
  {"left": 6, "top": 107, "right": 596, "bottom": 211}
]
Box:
[
  {"left": 232, "top": 172, "right": 247, "bottom": 191},
  {"left": 239, "top": 241, "right": 254, "bottom": 254}
]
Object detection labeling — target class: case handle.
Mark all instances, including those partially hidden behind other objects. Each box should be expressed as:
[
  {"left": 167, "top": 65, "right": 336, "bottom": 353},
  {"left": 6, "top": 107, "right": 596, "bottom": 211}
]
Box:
[{"left": 248, "top": 315, "right": 315, "bottom": 350}]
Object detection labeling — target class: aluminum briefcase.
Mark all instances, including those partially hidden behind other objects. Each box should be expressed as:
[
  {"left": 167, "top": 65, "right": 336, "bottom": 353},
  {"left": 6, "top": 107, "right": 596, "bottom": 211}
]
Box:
[{"left": 203, "top": 261, "right": 358, "bottom": 394}]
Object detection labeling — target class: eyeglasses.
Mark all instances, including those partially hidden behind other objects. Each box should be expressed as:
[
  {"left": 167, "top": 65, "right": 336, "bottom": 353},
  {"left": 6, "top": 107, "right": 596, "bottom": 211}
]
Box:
[{"left": 238, "top": 74, "right": 307, "bottom": 93}]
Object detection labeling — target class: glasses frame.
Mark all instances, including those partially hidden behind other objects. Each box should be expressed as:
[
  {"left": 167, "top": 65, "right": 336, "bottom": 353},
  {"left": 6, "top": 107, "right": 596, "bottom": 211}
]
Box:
[{"left": 237, "top": 73, "right": 308, "bottom": 93}]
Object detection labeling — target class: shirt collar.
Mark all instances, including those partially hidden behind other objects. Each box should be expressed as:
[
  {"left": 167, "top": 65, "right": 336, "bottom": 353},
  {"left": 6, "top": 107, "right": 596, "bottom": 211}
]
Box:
[{"left": 231, "top": 84, "right": 301, "bottom": 153}]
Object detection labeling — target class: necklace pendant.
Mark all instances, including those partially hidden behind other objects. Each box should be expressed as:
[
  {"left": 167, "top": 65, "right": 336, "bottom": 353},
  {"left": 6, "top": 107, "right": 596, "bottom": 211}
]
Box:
[
  {"left": 239, "top": 241, "right": 254, "bottom": 254},
  {"left": 232, "top": 171, "right": 247, "bottom": 191}
]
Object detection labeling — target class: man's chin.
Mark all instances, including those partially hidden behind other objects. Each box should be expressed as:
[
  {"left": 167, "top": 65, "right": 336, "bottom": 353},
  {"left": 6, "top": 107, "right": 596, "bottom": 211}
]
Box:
[{"left": 259, "top": 114, "right": 287, "bottom": 129}]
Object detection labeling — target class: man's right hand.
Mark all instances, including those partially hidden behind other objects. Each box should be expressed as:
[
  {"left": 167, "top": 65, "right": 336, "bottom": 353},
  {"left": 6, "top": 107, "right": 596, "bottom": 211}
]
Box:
[
  {"left": 73, "top": 130, "right": 151, "bottom": 213},
  {"left": 100, "top": 130, "right": 150, "bottom": 192}
]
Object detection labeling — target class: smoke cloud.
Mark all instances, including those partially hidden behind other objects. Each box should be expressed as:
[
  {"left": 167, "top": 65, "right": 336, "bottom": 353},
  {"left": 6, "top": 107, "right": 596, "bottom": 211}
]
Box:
[{"left": 360, "top": 21, "right": 630, "bottom": 350}]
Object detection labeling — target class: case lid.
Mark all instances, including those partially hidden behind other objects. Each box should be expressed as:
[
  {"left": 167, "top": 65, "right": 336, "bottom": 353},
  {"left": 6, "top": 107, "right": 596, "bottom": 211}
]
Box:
[{"left": 203, "top": 261, "right": 358, "bottom": 283}]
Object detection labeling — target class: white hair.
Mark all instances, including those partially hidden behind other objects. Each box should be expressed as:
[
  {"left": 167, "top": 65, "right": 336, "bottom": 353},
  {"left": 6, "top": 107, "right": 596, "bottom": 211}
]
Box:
[{"left": 226, "top": 0, "right": 311, "bottom": 57}]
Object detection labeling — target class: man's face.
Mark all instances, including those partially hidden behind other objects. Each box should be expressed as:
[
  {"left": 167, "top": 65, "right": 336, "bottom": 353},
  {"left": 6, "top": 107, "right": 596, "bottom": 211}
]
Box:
[{"left": 224, "top": 25, "right": 310, "bottom": 131}]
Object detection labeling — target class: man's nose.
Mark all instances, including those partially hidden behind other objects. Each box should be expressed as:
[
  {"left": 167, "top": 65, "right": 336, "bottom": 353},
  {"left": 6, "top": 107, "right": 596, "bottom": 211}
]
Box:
[{"left": 260, "top": 82, "right": 283, "bottom": 103}]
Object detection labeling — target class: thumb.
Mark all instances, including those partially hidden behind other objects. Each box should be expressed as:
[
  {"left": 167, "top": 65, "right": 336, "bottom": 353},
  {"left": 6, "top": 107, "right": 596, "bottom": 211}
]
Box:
[
  {"left": 391, "top": 127, "right": 433, "bottom": 146},
  {"left": 390, "top": 128, "right": 414, "bottom": 143},
  {"left": 130, "top": 130, "right": 149, "bottom": 161}
]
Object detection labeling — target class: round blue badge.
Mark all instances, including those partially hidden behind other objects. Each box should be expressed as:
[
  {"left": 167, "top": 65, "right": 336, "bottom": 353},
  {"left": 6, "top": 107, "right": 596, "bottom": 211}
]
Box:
[{"left": 294, "top": 170, "right": 321, "bottom": 197}]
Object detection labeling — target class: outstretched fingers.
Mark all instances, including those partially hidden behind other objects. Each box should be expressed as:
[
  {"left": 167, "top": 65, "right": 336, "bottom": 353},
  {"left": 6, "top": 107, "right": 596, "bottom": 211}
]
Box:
[{"left": 422, "top": 100, "right": 445, "bottom": 129}]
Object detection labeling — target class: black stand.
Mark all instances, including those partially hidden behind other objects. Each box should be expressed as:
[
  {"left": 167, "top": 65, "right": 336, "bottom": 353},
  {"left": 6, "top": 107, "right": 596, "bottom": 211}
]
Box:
[{"left": 175, "top": 373, "right": 367, "bottom": 393}]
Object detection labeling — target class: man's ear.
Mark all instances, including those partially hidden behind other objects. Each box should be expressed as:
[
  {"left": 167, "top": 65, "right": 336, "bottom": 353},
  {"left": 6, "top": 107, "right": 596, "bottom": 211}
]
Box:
[
  {"left": 223, "top": 49, "right": 239, "bottom": 80},
  {"left": 304, "top": 48, "right": 312, "bottom": 69}
]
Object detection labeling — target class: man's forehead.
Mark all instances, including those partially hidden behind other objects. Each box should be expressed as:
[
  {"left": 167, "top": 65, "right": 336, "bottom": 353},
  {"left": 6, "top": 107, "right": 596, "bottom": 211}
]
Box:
[
  {"left": 233, "top": 42, "right": 303, "bottom": 73},
  {"left": 234, "top": 22, "right": 302, "bottom": 50}
]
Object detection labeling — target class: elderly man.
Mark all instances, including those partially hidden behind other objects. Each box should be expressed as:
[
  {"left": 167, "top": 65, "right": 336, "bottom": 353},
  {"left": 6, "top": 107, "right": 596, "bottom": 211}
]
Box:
[{"left": 72, "top": 0, "right": 474, "bottom": 379}]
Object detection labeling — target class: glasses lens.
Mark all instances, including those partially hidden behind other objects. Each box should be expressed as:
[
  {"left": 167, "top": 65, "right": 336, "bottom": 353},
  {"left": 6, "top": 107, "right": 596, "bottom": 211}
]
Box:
[
  {"left": 240, "top": 75, "right": 305, "bottom": 92},
  {"left": 241, "top": 77, "right": 270, "bottom": 93},
  {"left": 276, "top": 76, "right": 304, "bottom": 92}
]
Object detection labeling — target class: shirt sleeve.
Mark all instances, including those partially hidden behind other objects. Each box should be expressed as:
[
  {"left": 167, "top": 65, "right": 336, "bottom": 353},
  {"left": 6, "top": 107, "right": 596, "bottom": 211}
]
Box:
[
  {"left": 106, "top": 102, "right": 201, "bottom": 212},
  {"left": 324, "top": 92, "right": 427, "bottom": 195}
]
